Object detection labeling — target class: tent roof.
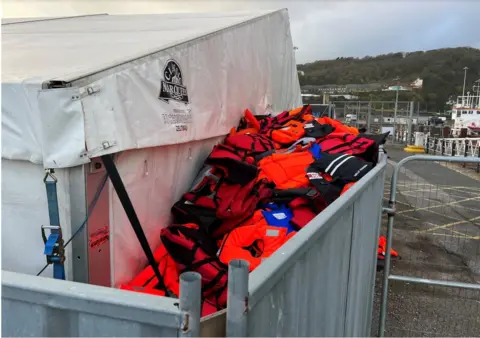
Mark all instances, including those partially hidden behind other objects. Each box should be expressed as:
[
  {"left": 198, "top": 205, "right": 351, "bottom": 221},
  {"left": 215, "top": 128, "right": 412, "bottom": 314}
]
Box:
[{"left": 1, "top": 11, "right": 277, "bottom": 84}]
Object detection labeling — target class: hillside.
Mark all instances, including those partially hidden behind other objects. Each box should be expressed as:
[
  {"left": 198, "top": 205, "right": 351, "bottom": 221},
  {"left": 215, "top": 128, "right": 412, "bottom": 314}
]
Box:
[{"left": 297, "top": 47, "right": 480, "bottom": 111}]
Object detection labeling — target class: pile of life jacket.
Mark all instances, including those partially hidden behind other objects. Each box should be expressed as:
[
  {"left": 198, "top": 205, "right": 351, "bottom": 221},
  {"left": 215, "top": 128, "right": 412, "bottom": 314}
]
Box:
[{"left": 119, "top": 104, "right": 397, "bottom": 316}]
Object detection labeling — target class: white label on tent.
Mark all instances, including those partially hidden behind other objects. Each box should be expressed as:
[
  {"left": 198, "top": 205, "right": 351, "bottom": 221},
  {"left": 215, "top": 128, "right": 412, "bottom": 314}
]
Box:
[
  {"left": 272, "top": 212, "right": 287, "bottom": 220},
  {"left": 159, "top": 59, "right": 189, "bottom": 105},
  {"left": 158, "top": 59, "right": 193, "bottom": 131}
]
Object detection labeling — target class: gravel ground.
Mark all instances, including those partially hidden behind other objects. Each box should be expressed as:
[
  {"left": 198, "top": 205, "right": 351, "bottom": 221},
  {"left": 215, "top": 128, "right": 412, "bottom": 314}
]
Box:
[{"left": 371, "top": 147, "right": 480, "bottom": 337}]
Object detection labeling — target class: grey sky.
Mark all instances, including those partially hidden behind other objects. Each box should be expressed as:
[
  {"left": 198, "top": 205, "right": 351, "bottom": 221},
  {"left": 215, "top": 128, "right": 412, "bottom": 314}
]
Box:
[{"left": 2, "top": 0, "right": 479, "bottom": 63}]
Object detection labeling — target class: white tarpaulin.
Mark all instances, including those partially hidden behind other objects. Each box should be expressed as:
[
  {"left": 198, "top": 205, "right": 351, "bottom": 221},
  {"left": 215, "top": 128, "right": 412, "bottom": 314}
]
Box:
[
  {"left": 2, "top": 10, "right": 301, "bottom": 168},
  {"left": 1, "top": 10, "right": 302, "bottom": 283}
]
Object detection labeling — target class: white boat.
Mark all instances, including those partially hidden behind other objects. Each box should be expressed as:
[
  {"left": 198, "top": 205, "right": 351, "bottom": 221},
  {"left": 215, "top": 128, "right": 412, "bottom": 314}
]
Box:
[{"left": 451, "top": 80, "right": 480, "bottom": 136}]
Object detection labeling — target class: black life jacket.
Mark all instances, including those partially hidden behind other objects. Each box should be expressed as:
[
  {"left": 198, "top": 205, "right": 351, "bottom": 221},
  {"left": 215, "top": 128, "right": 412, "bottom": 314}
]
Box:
[
  {"left": 309, "top": 153, "right": 374, "bottom": 183},
  {"left": 303, "top": 119, "right": 335, "bottom": 139}
]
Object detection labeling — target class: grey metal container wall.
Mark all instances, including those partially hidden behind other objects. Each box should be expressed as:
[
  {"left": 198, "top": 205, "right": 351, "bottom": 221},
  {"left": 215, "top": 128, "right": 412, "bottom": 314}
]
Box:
[
  {"left": 245, "top": 153, "right": 387, "bottom": 337},
  {"left": 2, "top": 271, "right": 185, "bottom": 337}
]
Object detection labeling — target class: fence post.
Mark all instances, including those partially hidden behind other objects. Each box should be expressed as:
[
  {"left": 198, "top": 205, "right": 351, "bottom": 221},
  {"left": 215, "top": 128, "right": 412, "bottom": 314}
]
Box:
[
  {"left": 426, "top": 137, "right": 429, "bottom": 154},
  {"left": 407, "top": 101, "right": 414, "bottom": 145},
  {"left": 441, "top": 139, "right": 445, "bottom": 156},
  {"left": 179, "top": 272, "right": 202, "bottom": 337},
  {"left": 227, "top": 259, "right": 250, "bottom": 337},
  {"left": 477, "top": 145, "right": 480, "bottom": 173},
  {"left": 367, "top": 101, "right": 372, "bottom": 132}
]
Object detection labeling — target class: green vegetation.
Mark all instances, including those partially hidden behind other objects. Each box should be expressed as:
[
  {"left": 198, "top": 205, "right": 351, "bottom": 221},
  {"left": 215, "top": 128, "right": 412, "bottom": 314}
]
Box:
[{"left": 298, "top": 47, "right": 480, "bottom": 112}]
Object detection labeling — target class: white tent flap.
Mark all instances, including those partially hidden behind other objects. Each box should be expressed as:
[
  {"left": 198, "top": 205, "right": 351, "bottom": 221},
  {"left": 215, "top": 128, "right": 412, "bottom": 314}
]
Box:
[
  {"left": 1, "top": 83, "right": 44, "bottom": 164},
  {"left": 38, "top": 88, "right": 90, "bottom": 168},
  {"left": 79, "top": 9, "right": 301, "bottom": 161},
  {"left": 110, "top": 136, "right": 223, "bottom": 286}
]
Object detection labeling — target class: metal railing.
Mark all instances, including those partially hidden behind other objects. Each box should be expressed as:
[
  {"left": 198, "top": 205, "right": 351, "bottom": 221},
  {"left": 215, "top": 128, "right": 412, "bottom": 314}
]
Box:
[
  {"left": 425, "top": 137, "right": 480, "bottom": 157},
  {"left": 425, "top": 137, "right": 480, "bottom": 174},
  {"left": 379, "top": 155, "right": 480, "bottom": 337}
]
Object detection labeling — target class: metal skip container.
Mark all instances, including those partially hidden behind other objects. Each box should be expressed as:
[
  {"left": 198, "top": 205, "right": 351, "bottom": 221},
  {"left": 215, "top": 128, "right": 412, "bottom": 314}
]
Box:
[{"left": 2, "top": 10, "right": 387, "bottom": 337}]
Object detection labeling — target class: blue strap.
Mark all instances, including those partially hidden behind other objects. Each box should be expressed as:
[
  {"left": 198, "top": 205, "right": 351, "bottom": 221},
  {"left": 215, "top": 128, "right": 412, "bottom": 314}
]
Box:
[
  {"left": 45, "top": 181, "right": 60, "bottom": 227},
  {"left": 309, "top": 143, "right": 323, "bottom": 159},
  {"left": 51, "top": 257, "right": 65, "bottom": 280},
  {"left": 43, "top": 174, "right": 65, "bottom": 280}
]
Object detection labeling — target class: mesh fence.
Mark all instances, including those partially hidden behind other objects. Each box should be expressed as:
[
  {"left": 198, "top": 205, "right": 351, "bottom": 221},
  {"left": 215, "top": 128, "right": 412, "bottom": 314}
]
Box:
[
  {"left": 332, "top": 101, "right": 423, "bottom": 144},
  {"left": 376, "top": 158, "right": 480, "bottom": 337}
]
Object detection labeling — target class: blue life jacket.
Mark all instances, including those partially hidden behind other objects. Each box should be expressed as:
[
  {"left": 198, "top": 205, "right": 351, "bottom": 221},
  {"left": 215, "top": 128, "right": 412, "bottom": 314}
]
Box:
[{"left": 261, "top": 203, "right": 296, "bottom": 234}]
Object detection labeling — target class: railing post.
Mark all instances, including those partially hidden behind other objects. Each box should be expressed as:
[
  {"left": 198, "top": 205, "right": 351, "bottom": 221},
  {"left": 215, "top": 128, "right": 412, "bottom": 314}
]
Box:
[
  {"left": 477, "top": 141, "right": 480, "bottom": 173},
  {"left": 179, "top": 272, "right": 202, "bottom": 337},
  {"left": 227, "top": 259, "right": 250, "bottom": 337},
  {"left": 426, "top": 137, "right": 430, "bottom": 154},
  {"left": 441, "top": 139, "right": 445, "bottom": 156}
]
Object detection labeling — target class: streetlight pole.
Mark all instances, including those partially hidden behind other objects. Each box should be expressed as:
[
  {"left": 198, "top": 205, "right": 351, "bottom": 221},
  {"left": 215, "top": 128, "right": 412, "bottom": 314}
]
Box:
[
  {"left": 462, "top": 67, "right": 468, "bottom": 105},
  {"left": 393, "top": 77, "right": 400, "bottom": 142}
]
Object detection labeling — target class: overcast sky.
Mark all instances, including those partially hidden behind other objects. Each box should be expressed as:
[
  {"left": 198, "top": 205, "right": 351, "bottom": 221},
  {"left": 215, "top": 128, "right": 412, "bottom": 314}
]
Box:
[{"left": 2, "top": 0, "right": 479, "bottom": 63}]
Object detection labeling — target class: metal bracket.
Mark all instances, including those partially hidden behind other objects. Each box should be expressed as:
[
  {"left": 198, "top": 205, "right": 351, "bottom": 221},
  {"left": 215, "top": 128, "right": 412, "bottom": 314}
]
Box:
[
  {"left": 382, "top": 207, "right": 396, "bottom": 216},
  {"left": 80, "top": 140, "right": 117, "bottom": 159},
  {"left": 71, "top": 85, "right": 102, "bottom": 101}
]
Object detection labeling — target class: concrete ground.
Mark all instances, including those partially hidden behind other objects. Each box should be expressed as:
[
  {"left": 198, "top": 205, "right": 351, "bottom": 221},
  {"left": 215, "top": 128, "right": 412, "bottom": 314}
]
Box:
[{"left": 371, "top": 146, "right": 480, "bottom": 337}]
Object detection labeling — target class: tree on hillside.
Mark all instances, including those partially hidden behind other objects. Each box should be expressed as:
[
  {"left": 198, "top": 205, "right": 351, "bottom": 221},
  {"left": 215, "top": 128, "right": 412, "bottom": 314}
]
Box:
[{"left": 298, "top": 47, "right": 480, "bottom": 112}]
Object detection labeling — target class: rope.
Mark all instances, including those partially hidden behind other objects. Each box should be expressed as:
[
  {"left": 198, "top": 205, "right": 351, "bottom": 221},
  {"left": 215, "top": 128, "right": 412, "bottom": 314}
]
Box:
[{"left": 36, "top": 173, "right": 109, "bottom": 277}]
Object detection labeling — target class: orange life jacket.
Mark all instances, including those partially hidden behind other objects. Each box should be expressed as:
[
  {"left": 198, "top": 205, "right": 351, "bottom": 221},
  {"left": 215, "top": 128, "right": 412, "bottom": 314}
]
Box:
[
  {"left": 341, "top": 182, "right": 356, "bottom": 195},
  {"left": 268, "top": 115, "right": 316, "bottom": 145},
  {"left": 257, "top": 151, "right": 314, "bottom": 189},
  {"left": 377, "top": 236, "right": 399, "bottom": 259},
  {"left": 217, "top": 211, "right": 295, "bottom": 271},
  {"left": 317, "top": 117, "right": 359, "bottom": 135},
  {"left": 119, "top": 242, "right": 180, "bottom": 297}
]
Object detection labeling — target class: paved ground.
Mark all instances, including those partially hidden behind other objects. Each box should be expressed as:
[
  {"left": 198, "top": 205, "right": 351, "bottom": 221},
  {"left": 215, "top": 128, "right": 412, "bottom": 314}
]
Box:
[{"left": 371, "top": 146, "right": 480, "bottom": 337}]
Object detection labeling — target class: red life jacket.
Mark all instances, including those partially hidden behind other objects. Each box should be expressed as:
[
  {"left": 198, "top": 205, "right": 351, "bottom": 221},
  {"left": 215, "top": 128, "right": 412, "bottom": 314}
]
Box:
[
  {"left": 160, "top": 224, "right": 228, "bottom": 312},
  {"left": 318, "top": 132, "right": 389, "bottom": 164},
  {"left": 205, "top": 144, "right": 258, "bottom": 185},
  {"left": 205, "top": 133, "right": 276, "bottom": 186},
  {"left": 270, "top": 187, "right": 328, "bottom": 227},
  {"left": 259, "top": 105, "right": 312, "bottom": 133},
  {"left": 317, "top": 133, "right": 377, "bottom": 163},
  {"left": 223, "top": 133, "right": 276, "bottom": 159},
  {"left": 174, "top": 177, "right": 273, "bottom": 238}
]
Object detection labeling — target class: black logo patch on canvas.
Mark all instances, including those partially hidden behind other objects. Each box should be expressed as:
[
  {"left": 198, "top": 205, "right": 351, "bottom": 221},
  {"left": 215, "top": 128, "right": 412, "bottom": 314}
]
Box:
[{"left": 159, "top": 59, "right": 189, "bottom": 104}]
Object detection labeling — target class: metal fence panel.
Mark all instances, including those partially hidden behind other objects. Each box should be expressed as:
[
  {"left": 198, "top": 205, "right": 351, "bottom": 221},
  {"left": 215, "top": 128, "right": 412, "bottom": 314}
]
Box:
[
  {"left": 379, "top": 155, "right": 480, "bottom": 337},
  {"left": 245, "top": 153, "right": 387, "bottom": 337},
  {"left": 345, "top": 171, "right": 386, "bottom": 336},
  {"left": 2, "top": 271, "right": 184, "bottom": 337}
]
